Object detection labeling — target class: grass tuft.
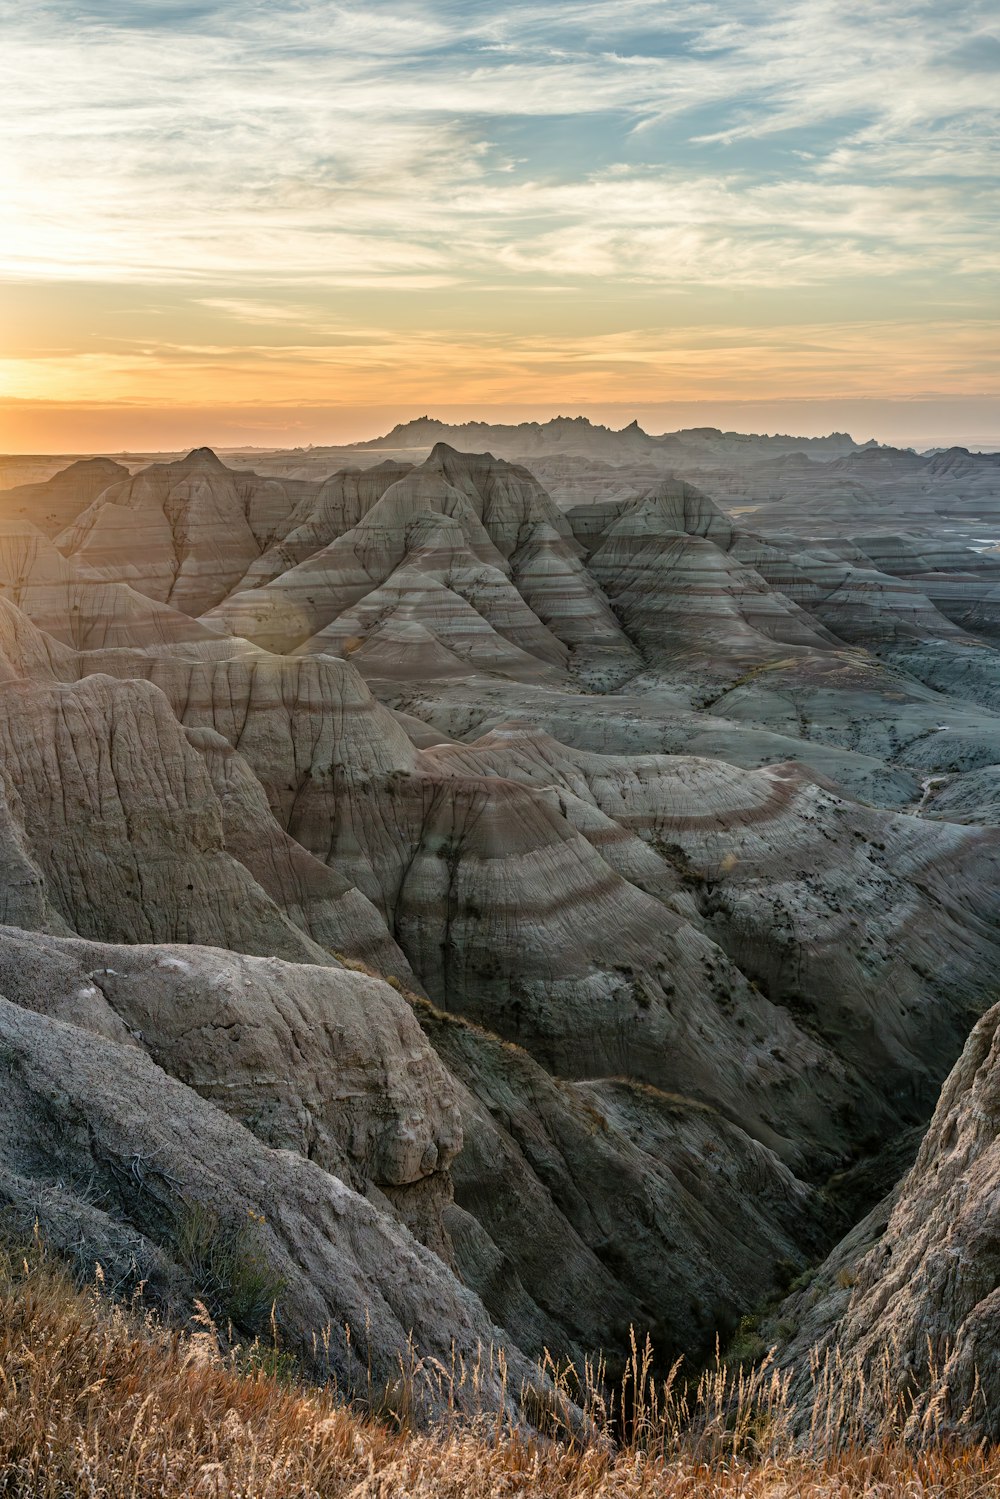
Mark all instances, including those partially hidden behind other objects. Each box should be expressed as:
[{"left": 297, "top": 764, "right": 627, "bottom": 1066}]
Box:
[{"left": 171, "top": 1201, "right": 286, "bottom": 1333}]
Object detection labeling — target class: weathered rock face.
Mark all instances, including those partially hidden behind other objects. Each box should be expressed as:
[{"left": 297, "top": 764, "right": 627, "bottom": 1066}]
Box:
[
  {"left": 920, "top": 762, "right": 1000, "bottom": 825},
  {"left": 418, "top": 1002, "right": 822, "bottom": 1366},
  {"left": 571, "top": 486, "right": 1000, "bottom": 784},
  {"left": 240, "top": 460, "right": 414, "bottom": 587},
  {"left": 0, "top": 592, "right": 76, "bottom": 683},
  {"left": 186, "top": 725, "right": 415, "bottom": 982},
  {"left": 386, "top": 669, "right": 928, "bottom": 809},
  {"left": 777, "top": 1002, "right": 1000, "bottom": 1444},
  {"left": 590, "top": 516, "right": 835, "bottom": 679},
  {"left": 0, "top": 927, "right": 458, "bottom": 1211},
  {"left": 0, "top": 457, "right": 129, "bottom": 536},
  {"left": 204, "top": 444, "right": 636, "bottom": 685},
  {"left": 18, "top": 593, "right": 984, "bottom": 1182},
  {"left": 699, "top": 651, "right": 1000, "bottom": 777},
  {"left": 0, "top": 918, "right": 821, "bottom": 1371},
  {"left": 298, "top": 518, "right": 570, "bottom": 684},
  {"left": 4, "top": 433, "right": 1000, "bottom": 1407},
  {"left": 61, "top": 618, "right": 994, "bottom": 1183},
  {"left": 0, "top": 520, "right": 224, "bottom": 650},
  {"left": 0, "top": 986, "right": 530, "bottom": 1411},
  {"left": 569, "top": 478, "right": 736, "bottom": 557},
  {"left": 56, "top": 449, "right": 304, "bottom": 616},
  {"left": 0, "top": 782, "right": 55, "bottom": 933},
  {"left": 419, "top": 728, "right": 1000, "bottom": 1127},
  {"left": 570, "top": 498, "right": 1000, "bottom": 777},
  {"left": 0, "top": 671, "right": 402, "bottom": 972}
]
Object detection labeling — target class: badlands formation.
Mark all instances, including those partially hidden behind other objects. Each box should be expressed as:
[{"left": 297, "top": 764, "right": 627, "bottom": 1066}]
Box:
[{"left": 1, "top": 424, "right": 1000, "bottom": 1430}]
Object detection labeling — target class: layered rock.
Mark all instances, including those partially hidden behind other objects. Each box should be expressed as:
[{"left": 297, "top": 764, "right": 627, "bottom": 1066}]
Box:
[
  {"left": 385, "top": 671, "right": 927, "bottom": 809},
  {"left": 4, "top": 575, "right": 993, "bottom": 1291},
  {"left": 418, "top": 1002, "right": 820, "bottom": 1365},
  {"left": 778, "top": 1002, "right": 1000, "bottom": 1445},
  {"left": 205, "top": 445, "right": 635, "bottom": 683},
  {"left": 0, "top": 519, "right": 222, "bottom": 650},
  {"left": 420, "top": 726, "right": 1000, "bottom": 1135},
  {"left": 56, "top": 449, "right": 304, "bottom": 615},
  {"left": 188, "top": 725, "right": 413, "bottom": 981},
  {"left": 298, "top": 516, "right": 570, "bottom": 683},
  {"left": 567, "top": 488, "right": 1000, "bottom": 771},
  {"left": 585, "top": 487, "right": 837, "bottom": 689},
  {"left": 239, "top": 460, "right": 413, "bottom": 586},
  {"left": 6, "top": 431, "right": 1000, "bottom": 1403},
  {"left": 0, "top": 926, "right": 456, "bottom": 1220},
  {"left": 0, "top": 457, "right": 128, "bottom": 536},
  {"left": 702, "top": 652, "right": 1000, "bottom": 775},
  {"left": 0, "top": 984, "right": 527, "bottom": 1410},
  {"left": 0, "top": 671, "right": 399, "bottom": 971}
]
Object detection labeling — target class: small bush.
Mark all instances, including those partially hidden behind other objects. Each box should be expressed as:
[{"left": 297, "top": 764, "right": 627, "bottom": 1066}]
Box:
[
  {"left": 725, "top": 1313, "right": 768, "bottom": 1367},
  {"left": 171, "top": 1201, "right": 285, "bottom": 1332}
]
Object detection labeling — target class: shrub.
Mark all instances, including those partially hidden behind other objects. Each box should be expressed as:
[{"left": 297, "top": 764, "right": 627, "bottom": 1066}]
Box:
[{"left": 171, "top": 1201, "right": 285, "bottom": 1332}]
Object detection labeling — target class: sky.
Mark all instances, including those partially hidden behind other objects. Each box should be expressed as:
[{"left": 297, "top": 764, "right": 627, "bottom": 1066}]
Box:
[{"left": 1, "top": 0, "right": 998, "bottom": 452}]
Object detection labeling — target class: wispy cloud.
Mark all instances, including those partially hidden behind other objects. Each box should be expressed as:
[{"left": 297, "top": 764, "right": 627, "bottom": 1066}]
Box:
[
  {"left": 4, "top": 317, "right": 998, "bottom": 409},
  {"left": 2, "top": 0, "right": 997, "bottom": 287},
  {"left": 0, "top": 0, "right": 997, "bottom": 427}
]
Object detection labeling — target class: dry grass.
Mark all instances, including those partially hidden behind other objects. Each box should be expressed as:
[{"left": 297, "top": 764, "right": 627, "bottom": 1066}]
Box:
[{"left": 0, "top": 1242, "right": 996, "bottom": 1498}]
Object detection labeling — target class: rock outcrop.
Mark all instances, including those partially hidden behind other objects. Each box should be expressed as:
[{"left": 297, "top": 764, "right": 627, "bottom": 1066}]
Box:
[
  {"left": 0, "top": 927, "right": 457, "bottom": 1218},
  {"left": 0, "top": 520, "right": 224, "bottom": 650},
  {"left": 0, "top": 670, "right": 400, "bottom": 972},
  {"left": 3, "top": 431, "right": 1000, "bottom": 1412},
  {"left": 777, "top": 1002, "right": 1000, "bottom": 1444},
  {"left": 204, "top": 445, "right": 636, "bottom": 685},
  {"left": 0, "top": 981, "right": 528, "bottom": 1411},
  {"left": 0, "top": 457, "right": 129, "bottom": 535},
  {"left": 419, "top": 1001, "right": 822, "bottom": 1365},
  {"left": 56, "top": 449, "right": 306, "bottom": 615}
]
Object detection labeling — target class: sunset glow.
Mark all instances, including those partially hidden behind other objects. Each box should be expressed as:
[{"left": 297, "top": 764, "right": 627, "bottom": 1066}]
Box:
[{"left": 2, "top": 0, "right": 998, "bottom": 449}]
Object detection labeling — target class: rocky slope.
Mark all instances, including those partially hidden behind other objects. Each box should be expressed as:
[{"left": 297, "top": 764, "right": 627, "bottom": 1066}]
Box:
[
  {"left": 0, "top": 966, "right": 525, "bottom": 1410},
  {"left": 0, "top": 457, "right": 129, "bottom": 535},
  {"left": 54, "top": 448, "right": 313, "bottom": 616},
  {"left": 775, "top": 1002, "right": 1000, "bottom": 1443},
  {"left": 2, "top": 435, "right": 1000, "bottom": 1423}
]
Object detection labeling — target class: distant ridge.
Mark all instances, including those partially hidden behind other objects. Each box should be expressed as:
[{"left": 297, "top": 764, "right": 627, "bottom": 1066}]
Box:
[{"left": 359, "top": 415, "right": 874, "bottom": 463}]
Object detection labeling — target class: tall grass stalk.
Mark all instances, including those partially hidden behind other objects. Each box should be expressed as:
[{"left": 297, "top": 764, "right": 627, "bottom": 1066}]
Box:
[{"left": 0, "top": 1240, "right": 994, "bottom": 1498}]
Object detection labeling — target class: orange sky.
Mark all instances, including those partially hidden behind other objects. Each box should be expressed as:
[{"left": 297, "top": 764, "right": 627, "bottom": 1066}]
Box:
[
  {"left": 2, "top": 1, "right": 998, "bottom": 452},
  {"left": 3, "top": 312, "right": 998, "bottom": 451}
]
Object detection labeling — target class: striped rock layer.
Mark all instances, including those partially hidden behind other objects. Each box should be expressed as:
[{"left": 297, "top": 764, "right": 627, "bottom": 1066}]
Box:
[{"left": 1, "top": 439, "right": 1000, "bottom": 1420}]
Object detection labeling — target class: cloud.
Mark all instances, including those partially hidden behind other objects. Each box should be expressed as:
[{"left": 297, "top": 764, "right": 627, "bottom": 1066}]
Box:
[
  {"left": 0, "top": 0, "right": 997, "bottom": 413},
  {"left": 4, "top": 315, "right": 998, "bottom": 410}
]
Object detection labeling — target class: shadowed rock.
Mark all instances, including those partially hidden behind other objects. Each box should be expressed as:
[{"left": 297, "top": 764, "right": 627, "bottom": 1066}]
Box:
[
  {"left": 0, "top": 984, "right": 531, "bottom": 1410},
  {"left": 777, "top": 1002, "right": 1000, "bottom": 1445}
]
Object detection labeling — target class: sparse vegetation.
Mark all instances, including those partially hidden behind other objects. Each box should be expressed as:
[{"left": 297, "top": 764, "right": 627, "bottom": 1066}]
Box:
[
  {"left": 0, "top": 1240, "right": 996, "bottom": 1497},
  {"left": 171, "top": 1201, "right": 285, "bottom": 1333}
]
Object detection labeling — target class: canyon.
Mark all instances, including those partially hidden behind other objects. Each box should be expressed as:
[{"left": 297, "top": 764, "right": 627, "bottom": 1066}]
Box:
[{"left": 1, "top": 418, "right": 999, "bottom": 1434}]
